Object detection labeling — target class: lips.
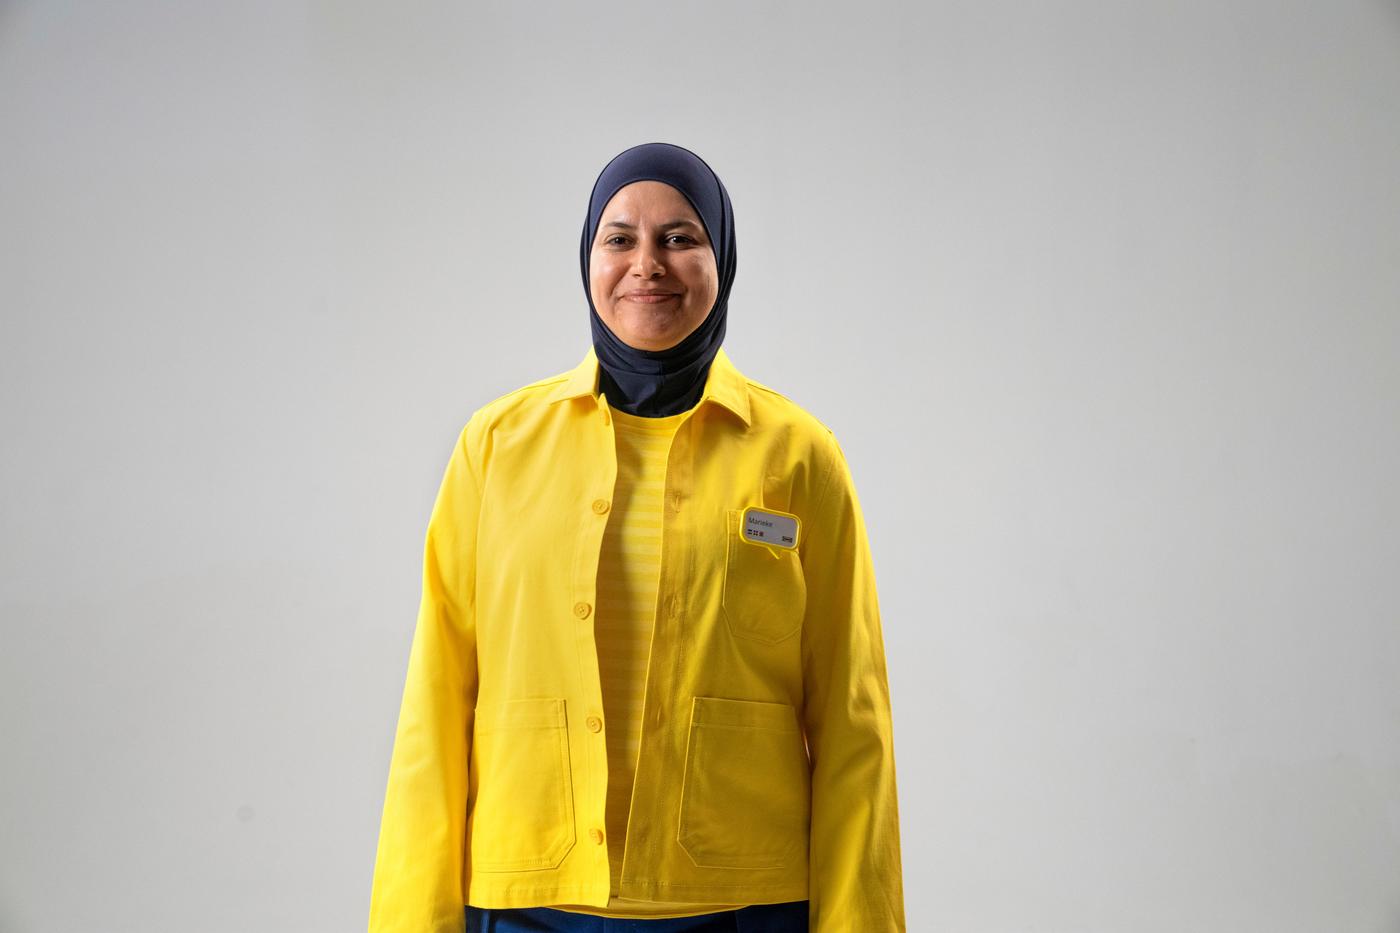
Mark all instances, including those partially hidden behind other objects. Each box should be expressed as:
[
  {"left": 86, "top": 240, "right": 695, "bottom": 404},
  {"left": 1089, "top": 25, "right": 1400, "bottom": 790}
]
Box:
[{"left": 622, "top": 292, "right": 679, "bottom": 303}]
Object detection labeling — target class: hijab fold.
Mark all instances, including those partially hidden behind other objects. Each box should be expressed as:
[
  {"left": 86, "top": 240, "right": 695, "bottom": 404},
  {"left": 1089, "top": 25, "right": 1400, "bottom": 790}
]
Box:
[{"left": 579, "top": 142, "right": 737, "bottom": 417}]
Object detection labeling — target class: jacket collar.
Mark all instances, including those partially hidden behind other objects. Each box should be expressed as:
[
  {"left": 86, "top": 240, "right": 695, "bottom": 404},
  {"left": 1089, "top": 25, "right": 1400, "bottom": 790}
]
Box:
[{"left": 546, "top": 345, "right": 752, "bottom": 427}]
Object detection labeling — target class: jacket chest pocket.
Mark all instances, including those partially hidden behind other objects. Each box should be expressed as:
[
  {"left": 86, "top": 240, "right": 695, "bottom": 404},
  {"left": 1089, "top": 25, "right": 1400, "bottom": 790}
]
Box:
[
  {"left": 467, "top": 697, "right": 576, "bottom": 872},
  {"left": 720, "top": 508, "right": 807, "bottom": 645},
  {"left": 677, "top": 696, "right": 811, "bottom": 869}
]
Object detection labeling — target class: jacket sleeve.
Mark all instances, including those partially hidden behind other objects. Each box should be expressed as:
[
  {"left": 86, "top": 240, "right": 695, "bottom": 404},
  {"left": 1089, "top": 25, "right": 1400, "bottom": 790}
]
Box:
[
  {"left": 800, "top": 428, "right": 907, "bottom": 932},
  {"left": 368, "top": 415, "right": 483, "bottom": 933}
]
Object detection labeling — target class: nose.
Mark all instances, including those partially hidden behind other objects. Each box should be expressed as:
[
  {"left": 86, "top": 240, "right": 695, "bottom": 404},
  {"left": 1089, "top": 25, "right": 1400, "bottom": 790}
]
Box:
[{"left": 630, "top": 239, "right": 666, "bottom": 278}]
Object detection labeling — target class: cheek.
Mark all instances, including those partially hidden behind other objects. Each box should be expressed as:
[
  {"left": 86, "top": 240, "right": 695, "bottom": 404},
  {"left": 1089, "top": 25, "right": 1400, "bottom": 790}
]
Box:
[
  {"left": 589, "top": 260, "right": 621, "bottom": 303},
  {"left": 680, "top": 256, "right": 718, "bottom": 291},
  {"left": 694, "top": 268, "right": 719, "bottom": 304}
]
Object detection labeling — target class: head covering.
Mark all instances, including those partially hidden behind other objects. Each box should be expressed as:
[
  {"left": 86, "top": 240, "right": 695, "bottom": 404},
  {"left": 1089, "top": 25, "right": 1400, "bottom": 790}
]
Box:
[{"left": 579, "top": 142, "right": 736, "bottom": 417}]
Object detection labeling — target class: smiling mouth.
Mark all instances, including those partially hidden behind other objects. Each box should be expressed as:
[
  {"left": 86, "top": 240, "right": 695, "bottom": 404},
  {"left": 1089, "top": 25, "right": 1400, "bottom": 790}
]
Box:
[{"left": 622, "top": 293, "right": 679, "bottom": 304}]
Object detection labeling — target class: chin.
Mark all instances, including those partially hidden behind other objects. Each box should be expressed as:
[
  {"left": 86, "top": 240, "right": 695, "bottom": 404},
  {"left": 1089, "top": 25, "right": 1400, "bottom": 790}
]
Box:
[
  {"left": 626, "top": 336, "right": 676, "bottom": 352},
  {"left": 617, "top": 322, "right": 685, "bottom": 350},
  {"left": 626, "top": 329, "right": 683, "bottom": 351}
]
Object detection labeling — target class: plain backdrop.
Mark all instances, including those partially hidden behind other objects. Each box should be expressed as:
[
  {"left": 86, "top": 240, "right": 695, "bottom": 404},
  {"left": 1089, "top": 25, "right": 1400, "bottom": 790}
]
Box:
[{"left": 3, "top": 1, "right": 1399, "bottom": 931}]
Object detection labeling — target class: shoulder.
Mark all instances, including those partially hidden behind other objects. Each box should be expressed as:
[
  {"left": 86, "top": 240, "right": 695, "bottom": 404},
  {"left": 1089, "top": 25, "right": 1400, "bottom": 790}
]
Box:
[
  {"left": 744, "top": 375, "right": 836, "bottom": 439},
  {"left": 478, "top": 367, "right": 573, "bottom": 423},
  {"left": 451, "top": 362, "right": 577, "bottom": 459},
  {"left": 453, "top": 358, "right": 845, "bottom": 473},
  {"left": 740, "top": 373, "right": 845, "bottom": 490},
  {"left": 750, "top": 375, "right": 834, "bottom": 453}
]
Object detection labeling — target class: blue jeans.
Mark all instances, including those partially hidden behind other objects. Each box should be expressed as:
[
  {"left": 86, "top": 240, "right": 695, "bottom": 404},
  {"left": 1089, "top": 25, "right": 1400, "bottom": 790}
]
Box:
[{"left": 465, "top": 900, "right": 809, "bottom": 932}]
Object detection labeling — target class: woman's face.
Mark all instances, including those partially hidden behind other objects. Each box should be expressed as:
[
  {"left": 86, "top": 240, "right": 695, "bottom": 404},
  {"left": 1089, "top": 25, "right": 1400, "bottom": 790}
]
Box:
[{"left": 589, "top": 180, "right": 718, "bottom": 352}]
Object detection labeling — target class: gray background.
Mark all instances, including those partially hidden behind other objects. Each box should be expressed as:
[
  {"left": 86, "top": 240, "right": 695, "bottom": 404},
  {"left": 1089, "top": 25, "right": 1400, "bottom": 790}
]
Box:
[{"left": 3, "top": 1, "right": 1398, "bottom": 931}]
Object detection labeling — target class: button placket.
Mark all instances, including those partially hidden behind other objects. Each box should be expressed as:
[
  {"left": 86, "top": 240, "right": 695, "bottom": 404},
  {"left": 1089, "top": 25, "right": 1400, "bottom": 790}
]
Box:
[{"left": 572, "top": 395, "right": 617, "bottom": 876}]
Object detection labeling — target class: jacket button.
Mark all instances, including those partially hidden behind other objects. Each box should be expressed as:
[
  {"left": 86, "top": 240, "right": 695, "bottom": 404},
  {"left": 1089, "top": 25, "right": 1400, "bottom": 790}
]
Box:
[
  {"left": 586, "top": 716, "right": 602, "bottom": 732},
  {"left": 592, "top": 498, "right": 610, "bottom": 514},
  {"left": 590, "top": 828, "right": 605, "bottom": 844},
  {"left": 573, "top": 601, "right": 592, "bottom": 619}
]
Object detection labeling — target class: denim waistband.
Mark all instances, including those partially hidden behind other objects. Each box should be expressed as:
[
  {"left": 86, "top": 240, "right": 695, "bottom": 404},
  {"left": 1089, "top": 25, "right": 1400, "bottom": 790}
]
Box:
[{"left": 465, "top": 899, "right": 809, "bottom": 932}]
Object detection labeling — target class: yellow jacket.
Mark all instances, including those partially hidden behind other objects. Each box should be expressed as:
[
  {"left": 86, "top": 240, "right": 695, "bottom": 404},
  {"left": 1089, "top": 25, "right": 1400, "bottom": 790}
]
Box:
[{"left": 368, "top": 346, "right": 906, "bottom": 932}]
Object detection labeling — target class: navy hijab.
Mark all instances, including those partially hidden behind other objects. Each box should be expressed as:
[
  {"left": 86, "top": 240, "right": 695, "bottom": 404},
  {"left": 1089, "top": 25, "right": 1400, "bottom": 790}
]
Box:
[{"left": 579, "top": 142, "right": 736, "bottom": 417}]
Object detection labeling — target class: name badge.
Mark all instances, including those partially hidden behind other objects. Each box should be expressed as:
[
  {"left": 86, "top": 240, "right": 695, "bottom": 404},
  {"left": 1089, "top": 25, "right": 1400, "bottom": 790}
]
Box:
[{"left": 741, "top": 505, "right": 800, "bottom": 550}]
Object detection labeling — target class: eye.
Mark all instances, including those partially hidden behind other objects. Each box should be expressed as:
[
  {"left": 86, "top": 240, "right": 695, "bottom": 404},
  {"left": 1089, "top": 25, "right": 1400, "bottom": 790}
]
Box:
[
  {"left": 666, "top": 234, "right": 697, "bottom": 246},
  {"left": 603, "top": 234, "right": 628, "bottom": 246}
]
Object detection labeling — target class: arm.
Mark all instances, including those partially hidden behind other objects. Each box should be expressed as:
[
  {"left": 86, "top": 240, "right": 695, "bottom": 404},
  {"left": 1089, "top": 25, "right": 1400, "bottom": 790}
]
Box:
[
  {"left": 800, "top": 428, "right": 907, "bottom": 932},
  {"left": 368, "top": 414, "right": 483, "bottom": 933}
]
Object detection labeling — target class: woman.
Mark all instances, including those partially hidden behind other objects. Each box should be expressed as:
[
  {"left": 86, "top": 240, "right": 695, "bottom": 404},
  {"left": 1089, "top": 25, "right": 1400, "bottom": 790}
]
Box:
[{"left": 368, "top": 143, "right": 906, "bottom": 933}]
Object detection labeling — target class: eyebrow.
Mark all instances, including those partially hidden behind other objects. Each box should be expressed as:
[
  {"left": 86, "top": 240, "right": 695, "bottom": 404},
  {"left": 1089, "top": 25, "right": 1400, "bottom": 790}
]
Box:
[{"left": 601, "top": 218, "right": 702, "bottom": 231}]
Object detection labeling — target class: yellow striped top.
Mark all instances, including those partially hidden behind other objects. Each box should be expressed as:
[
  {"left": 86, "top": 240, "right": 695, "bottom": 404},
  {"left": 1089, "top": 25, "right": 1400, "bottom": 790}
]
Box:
[{"left": 550, "top": 403, "right": 748, "bottom": 919}]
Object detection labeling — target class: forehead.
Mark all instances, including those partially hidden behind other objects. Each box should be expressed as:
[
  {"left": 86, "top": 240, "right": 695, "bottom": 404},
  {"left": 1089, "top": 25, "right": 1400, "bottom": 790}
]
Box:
[{"left": 599, "top": 180, "right": 700, "bottom": 222}]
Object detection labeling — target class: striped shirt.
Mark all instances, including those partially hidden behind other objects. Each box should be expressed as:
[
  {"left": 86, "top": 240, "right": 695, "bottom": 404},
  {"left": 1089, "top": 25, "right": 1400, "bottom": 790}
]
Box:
[{"left": 552, "top": 403, "right": 747, "bottom": 919}]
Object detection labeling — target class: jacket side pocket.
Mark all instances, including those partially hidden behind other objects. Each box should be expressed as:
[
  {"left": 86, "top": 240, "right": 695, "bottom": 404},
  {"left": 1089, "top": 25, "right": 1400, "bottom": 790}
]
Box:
[
  {"left": 467, "top": 697, "right": 576, "bottom": 871},
  {"left": 677, "top": 695, "right": 811, "bottom": 869}
]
